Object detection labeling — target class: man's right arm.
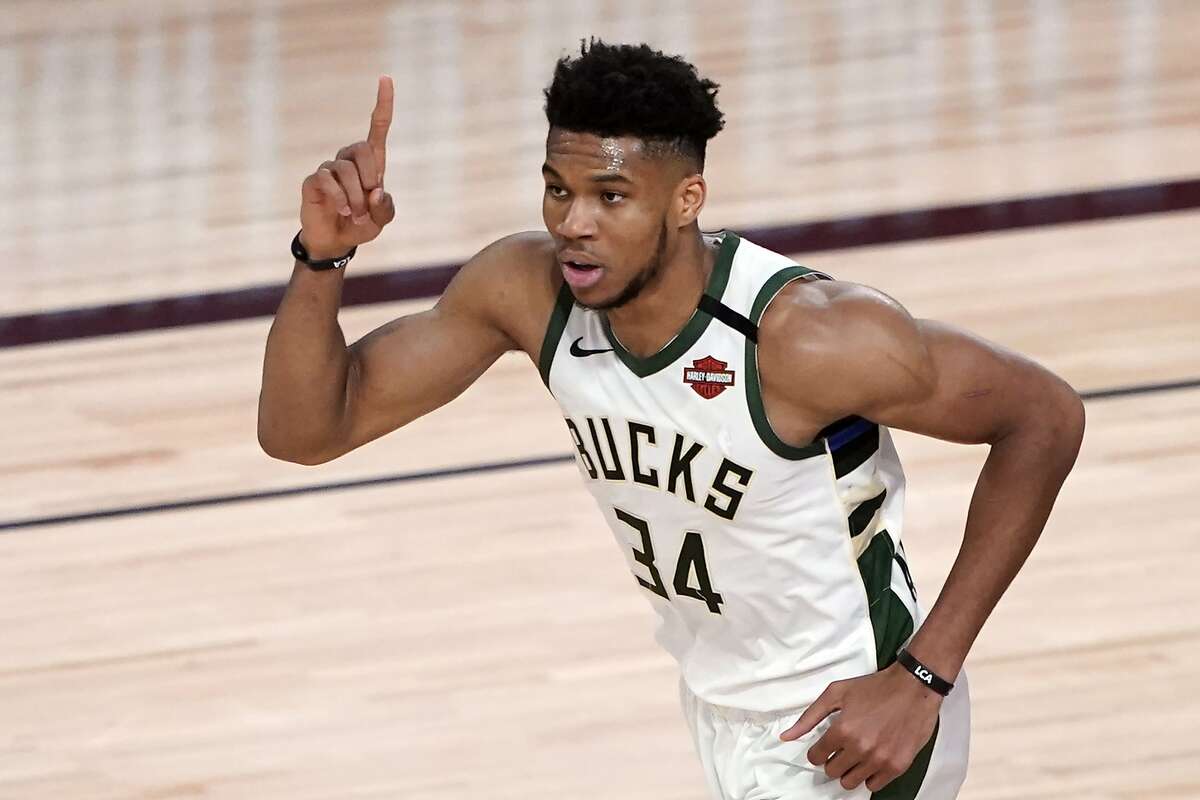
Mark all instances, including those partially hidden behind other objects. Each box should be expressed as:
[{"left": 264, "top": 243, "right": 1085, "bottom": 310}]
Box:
[
  {"left": 257, "top": 76, "right": 518, "bottom": 465},
  {"left": 258, "top": 245, "right": 518, "bottom": 465}
]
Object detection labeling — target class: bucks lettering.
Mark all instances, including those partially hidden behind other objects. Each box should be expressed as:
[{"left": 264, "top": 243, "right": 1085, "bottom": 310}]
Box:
[
  {"left": 564, "top": 416, "right": 754, "bottom": 521},
  {"left": 563, "top": 415, "right": 753, "bottom": 615}
]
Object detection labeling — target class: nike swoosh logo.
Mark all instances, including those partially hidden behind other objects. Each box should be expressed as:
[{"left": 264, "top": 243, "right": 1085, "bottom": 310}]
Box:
[{"left": 570, "top": 337, "right": 614, "bottom": 357}]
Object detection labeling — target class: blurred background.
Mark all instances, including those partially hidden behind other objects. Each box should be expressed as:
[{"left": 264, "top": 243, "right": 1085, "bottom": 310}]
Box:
[{"left": 1, "top": 1, "right": 1198, "bottom": 798}]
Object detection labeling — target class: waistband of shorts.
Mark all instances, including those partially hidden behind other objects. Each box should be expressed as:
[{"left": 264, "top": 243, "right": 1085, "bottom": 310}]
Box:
[{"left": 681, "top": 677, "right": 806, "bottom": 725}]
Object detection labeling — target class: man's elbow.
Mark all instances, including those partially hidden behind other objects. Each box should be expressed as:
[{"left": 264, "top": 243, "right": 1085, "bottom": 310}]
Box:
[
  {"left": 257, "top": 419, "right": 338, "bottom": 466},
  {"left": 1042, "top": 379, "right": 1086, "bottom": 468},
  {"left": 1066, "top": 387, "right": 1086, "bottom": 447},
  {"left": 260, "top": 443, "right": 333, "bottom": 467},
  {"left": 999, "top": 376, "right": 1085, "bottom": 467}
]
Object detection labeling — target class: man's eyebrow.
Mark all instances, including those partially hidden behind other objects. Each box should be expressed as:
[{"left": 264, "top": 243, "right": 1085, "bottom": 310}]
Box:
[
  {"left": 589, "top": 172, "right": 634, "bottom": 185},
  {"left": 540, "top": 164, "right": 634, "bottom": 185}
]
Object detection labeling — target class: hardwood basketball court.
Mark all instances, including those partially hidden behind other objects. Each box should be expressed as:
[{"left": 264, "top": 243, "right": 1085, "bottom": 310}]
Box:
[{"left": 1, "top": 2, "right": 1198, "bottom": 798}]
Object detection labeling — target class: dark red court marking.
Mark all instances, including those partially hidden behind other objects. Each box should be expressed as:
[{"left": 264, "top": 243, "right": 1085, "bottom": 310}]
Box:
[
  {"left": 3, "top": 177, "right": 1199, "bottom": 349},
  {"left": 1, "top": 377, "right": 1196, "bottom": 533}
]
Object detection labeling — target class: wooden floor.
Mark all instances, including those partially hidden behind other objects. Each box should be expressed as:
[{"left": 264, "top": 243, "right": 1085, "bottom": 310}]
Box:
[{"left": 2, "top": 1, "right": 1199, "bottom": 798}]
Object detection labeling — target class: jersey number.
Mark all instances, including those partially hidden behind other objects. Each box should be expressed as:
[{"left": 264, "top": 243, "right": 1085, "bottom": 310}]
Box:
[{"left": 615, "top": 508, "right": 724, "bottom": 614}]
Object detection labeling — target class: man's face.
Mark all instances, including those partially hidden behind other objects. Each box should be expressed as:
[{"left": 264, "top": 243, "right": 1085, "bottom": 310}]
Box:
[{"left": 542, "top": 129, "right": 679, "bottom": 310}]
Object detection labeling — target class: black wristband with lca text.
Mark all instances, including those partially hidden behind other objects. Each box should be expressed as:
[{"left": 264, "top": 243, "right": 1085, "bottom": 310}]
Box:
[
  {"left": 291, "top": 231, "right": 356, "bottom": 271},
  {"left": 896, "top": 648, "right": 955, "bottom": 696}
]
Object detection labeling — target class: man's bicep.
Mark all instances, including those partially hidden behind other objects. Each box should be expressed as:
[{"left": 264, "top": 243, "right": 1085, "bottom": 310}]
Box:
[
  {"left": 334, "top": 249, "right": 519, "bottom": 453},
  {"left": 867, "top": 319, "right": 1064, "bottom": 446},
  {"left": 764, "top": 281, "right": 1074, "bottom": 448},
  {"left": 343, "top": 303, "right": 510, "bottom": 446}
]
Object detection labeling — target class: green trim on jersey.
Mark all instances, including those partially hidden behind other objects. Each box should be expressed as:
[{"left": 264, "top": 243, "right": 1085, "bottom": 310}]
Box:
[
  {"left": 856, "top": 530, "right": 916, "bottom": 669},
  {"left": 538, "top": 282, "right": 576, "bottom": 389},
  {"left": 599, "top": 231, "right": 740, "bottom": 378},
  {"left": 744, "top": 266, "right": 827, "bottom": 460},
  {"left": 857, "top": 529, "right": 932, "bottom": 798},
  {"left": 873, "top": 718, "right": 940, "bottom": 800}
]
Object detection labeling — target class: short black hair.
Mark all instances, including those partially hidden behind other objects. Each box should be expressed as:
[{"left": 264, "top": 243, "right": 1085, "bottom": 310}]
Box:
[{"left": 544, "top": 40, "right": 725, "bottom": 170}]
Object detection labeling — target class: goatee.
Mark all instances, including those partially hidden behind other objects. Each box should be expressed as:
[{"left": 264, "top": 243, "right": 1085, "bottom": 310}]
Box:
[{"left": 577, "top": 222, "right": 669, "bottom": 312}]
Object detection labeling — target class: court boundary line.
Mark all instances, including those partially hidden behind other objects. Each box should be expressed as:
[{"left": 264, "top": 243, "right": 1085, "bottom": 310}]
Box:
[
  {"left": 2, "top": 377, "right": 1197, "bottom": 533},
  {"left": 3, "top": 176, "right": 1199, "bottom": 348}
]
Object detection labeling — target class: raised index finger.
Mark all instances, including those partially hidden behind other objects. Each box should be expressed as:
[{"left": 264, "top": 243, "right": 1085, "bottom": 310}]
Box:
[{"left": 367, "top": 75, "right": 394, "bottom": 181}]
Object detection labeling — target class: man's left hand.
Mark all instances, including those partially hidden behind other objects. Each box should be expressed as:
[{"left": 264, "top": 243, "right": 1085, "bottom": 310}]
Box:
[{"left": 779, "top": 662, "right": 944, "bottom": 792}]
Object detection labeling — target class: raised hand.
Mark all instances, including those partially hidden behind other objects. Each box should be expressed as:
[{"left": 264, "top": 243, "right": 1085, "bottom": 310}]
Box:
[{"left": 299, "top": 75, "right": 396, "bottom": 261}]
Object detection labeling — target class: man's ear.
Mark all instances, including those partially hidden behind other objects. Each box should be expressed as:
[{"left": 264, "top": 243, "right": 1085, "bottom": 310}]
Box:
[{"left": 675, "top": 173, "right": 707, "bottom": 227}]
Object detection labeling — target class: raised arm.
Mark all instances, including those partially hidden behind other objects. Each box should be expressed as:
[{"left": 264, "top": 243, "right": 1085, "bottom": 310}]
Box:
[{"left": 257, "top": 77, "right": 517, "bottom": 465}]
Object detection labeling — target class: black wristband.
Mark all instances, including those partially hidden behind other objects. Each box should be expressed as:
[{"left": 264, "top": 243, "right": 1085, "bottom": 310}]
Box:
[
  {"left": 895, "top": 649, "right": 954, "bottom": 696},
  {"left": 291, "top": 231, "right": 356, "bottom": 271}
]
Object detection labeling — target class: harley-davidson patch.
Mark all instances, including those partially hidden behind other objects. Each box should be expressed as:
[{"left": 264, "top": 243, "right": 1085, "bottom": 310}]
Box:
[{"left": 683, "top": 356, "right": 735, "bottom": 399}]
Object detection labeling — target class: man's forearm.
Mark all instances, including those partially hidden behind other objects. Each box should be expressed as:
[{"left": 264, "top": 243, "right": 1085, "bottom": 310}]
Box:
[
  {"left": 903, "top": 392, "right": 1086, "bottom": 679},
  {"left": 257, "top": 263, "right": 353, "bottom": 462}
]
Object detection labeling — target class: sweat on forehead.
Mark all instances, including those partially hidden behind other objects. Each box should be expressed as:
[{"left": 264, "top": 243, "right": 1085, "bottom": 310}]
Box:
[
  {"left": 546, "top": 129, "right": 695, "bottom": 170},
  {"left": 599, "top": 138, "right": 626, "bottom": 170}
]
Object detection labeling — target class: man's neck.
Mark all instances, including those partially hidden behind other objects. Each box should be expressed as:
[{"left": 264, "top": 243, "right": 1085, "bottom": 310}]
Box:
[{"left": 605, "top": 230, "right": 717, "bottom": 359}]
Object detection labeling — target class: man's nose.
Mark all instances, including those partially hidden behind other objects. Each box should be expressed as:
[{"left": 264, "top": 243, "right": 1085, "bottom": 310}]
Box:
[{"left": 556, "top": 199, "right": 597, "bottom": 239}]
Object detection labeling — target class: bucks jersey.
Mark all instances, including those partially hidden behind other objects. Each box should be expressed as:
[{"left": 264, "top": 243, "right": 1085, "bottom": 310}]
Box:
[{"left": 538, "top": 231, "right": 925, "bottom": 713}]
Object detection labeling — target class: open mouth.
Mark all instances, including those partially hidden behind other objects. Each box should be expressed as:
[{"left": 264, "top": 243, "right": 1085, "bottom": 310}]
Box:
[{"left": 561, "top": 259, "right": 605, "bottom": 289}]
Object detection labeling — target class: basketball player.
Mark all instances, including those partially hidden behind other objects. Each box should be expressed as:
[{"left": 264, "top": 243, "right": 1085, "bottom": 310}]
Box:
[{"left": 258, "top": 42, "right": 1085, "bottom": 799}]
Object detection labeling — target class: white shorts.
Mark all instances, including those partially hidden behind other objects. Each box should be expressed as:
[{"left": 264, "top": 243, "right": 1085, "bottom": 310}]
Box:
[{"left": 678, "top": 670, "right": 971, "bottom": 800}]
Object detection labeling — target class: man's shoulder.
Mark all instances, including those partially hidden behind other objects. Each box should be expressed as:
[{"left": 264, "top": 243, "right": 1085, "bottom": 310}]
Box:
[
  {"left": 447, "top": 230, "right": 562, "bottom": 355},
  {"left": 462, "top": 230, "right": 558, "bottom": 283},
  {"left": 757, "top": 278, "right": 910, "bottom": 352},
  {"left": 755, "top": 277, "right": 931, "bottom": 409}
]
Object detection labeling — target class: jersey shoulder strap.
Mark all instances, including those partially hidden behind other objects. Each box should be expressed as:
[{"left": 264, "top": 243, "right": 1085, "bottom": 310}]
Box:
[
  {"left": 739, "top": 258, "right": 839, "bottom": 460},
  {"left": 702, "top": 245, "right": 834, "bottom": 345}
]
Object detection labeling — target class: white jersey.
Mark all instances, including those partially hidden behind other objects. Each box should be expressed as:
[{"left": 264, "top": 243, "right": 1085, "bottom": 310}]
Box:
[{"left": 539, "top": 231, "right": 926, "bottom": 713}]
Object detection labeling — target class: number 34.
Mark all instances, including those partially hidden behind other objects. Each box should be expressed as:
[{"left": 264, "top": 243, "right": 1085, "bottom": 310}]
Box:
[{"left": 615, "top": 507, "right": 724, "bottom": 615}]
